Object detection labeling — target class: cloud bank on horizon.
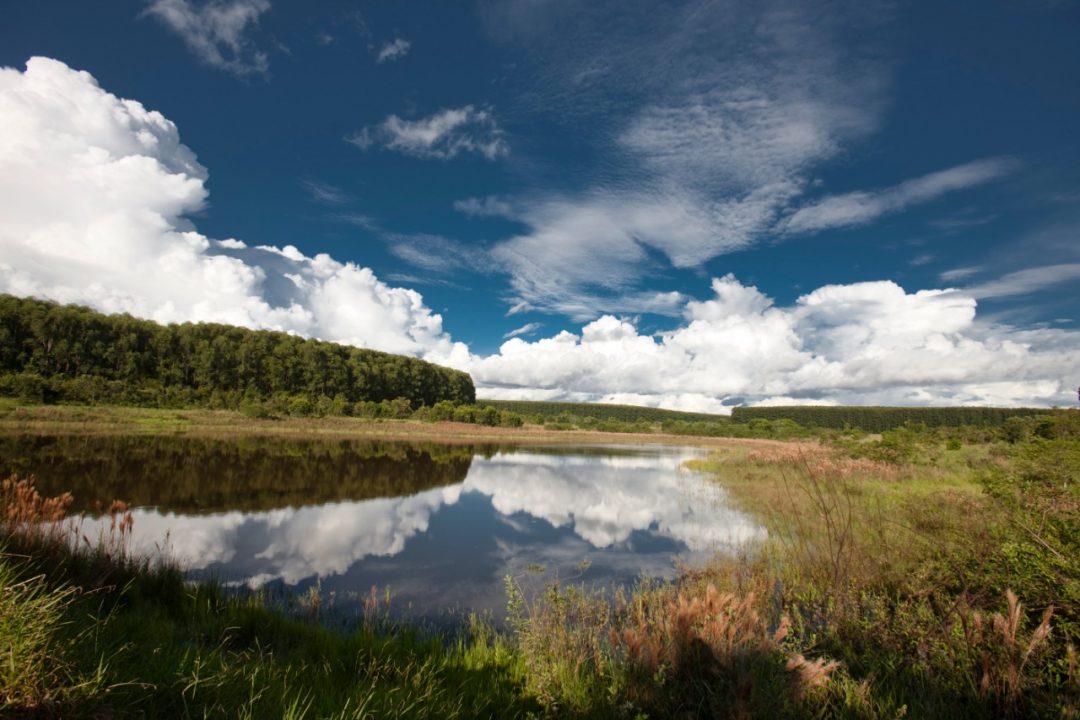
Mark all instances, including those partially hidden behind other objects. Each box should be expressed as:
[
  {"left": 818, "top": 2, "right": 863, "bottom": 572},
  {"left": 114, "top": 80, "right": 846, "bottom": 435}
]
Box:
[{"left": 0, "top": 57, "right": 1078, "bottom": 412}]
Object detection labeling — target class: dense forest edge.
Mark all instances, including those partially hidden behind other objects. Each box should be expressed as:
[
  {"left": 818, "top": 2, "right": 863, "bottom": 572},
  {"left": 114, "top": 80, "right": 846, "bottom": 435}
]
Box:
[
  {"left": 478, "top": 399, "right": 729, "bottom": 424},
  {"left": 733, "top": 405, "right": 1056, "bottom": 431},
  {"left": 0, "top": 294, "right": 474, "bottom": 410}
]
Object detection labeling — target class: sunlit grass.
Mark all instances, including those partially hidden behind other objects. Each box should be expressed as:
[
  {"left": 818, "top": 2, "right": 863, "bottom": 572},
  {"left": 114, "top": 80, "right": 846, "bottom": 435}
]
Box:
[{"left": 3, "top": 416, "right": 1080, "bottom": 718}]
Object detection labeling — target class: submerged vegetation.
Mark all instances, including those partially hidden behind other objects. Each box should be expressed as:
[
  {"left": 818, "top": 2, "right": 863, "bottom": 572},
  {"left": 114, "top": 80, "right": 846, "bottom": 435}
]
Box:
[{"left": 1, "top": 410, "right": 1078, "bottom": 717}]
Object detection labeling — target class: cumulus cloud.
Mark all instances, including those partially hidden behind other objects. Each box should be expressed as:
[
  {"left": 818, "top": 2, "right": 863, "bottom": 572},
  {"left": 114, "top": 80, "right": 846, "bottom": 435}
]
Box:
[
  {"left": 346, "top": 106, "right": 508, "bottom": 160},
  {"left": 376, "top": 38, "right": 411, "bottom": 63},
  {"left": 3, "top": 57, "right": 1075, "bottom": 413},
  {"left": 0, "top": 57, "right": 465, "bottom": 358},
  {"left": 781, "top": 159, "right": 1014, "bottom": 234},
  {"left": 449, "top": 274, "right": 1080, "bottom": 411},
  {"left": 144, "top": 0, "right": 271, "bottom": 76}
]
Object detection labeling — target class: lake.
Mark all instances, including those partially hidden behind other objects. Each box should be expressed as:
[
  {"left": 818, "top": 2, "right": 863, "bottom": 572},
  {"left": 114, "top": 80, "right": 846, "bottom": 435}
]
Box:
[{"left": 1, "top": 435, "right": 766, "bottom": 621}]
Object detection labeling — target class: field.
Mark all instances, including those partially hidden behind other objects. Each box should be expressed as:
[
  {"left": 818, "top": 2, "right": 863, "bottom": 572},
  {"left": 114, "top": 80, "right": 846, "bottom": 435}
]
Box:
[
  {"left": 1, "top": 404, "right": 1078, "bottom": 717},
  {"left": 0, "top": 399, "right": 784, "bottom": 447}
]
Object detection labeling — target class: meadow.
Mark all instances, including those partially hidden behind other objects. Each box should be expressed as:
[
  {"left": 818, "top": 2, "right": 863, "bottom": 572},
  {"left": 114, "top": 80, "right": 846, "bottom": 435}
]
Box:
[{"left": 1, "top": 406, "right": 1078, "bottom": 718}]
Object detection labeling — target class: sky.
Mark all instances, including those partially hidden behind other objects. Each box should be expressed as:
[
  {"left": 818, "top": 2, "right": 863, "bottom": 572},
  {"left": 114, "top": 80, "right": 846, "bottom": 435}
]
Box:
[{"left": 1, "top": 0, "right": 1079, "bottom": 413}]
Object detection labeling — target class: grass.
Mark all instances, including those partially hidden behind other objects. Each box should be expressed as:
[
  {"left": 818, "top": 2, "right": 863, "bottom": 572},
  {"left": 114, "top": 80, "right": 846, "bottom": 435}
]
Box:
[
  {"left": 0, "top": 477, "right": 536, "bottom": 718},
  {"left": 3, "top": 413, "right": 1080, "bottom": 717},
  {"left": 0, "top": 398, "right": 792, "bottom": 448},
  {"left": 499, "top": 428, "right": 1080, "bottom": 718}
]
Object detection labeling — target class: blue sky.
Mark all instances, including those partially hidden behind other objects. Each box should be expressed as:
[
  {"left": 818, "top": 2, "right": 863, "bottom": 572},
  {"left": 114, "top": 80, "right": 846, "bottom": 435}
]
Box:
[{"left": 1, "top": 0, "right": 1078, "bottom": 411}]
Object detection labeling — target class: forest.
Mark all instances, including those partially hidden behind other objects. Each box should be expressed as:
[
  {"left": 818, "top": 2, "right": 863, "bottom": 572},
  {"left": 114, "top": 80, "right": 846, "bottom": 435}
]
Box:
[
  {"left": 0, "top": 295, "right": 474, "bottom": 410},
  {"left": 732, "top": 404, "right": 1055, "bottom": 431},
  {"left": 480, "top": 399, "right": 728, "bottom": 424}
]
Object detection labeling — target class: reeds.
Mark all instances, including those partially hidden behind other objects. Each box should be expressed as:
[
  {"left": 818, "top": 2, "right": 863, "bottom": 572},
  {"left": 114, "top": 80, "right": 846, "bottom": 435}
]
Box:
[
  {"left": 746, "top": 446, "right": 902, "bottom": 480},
  {"left": 954, "top": 589, "right": 1055, "bottom": 714}
]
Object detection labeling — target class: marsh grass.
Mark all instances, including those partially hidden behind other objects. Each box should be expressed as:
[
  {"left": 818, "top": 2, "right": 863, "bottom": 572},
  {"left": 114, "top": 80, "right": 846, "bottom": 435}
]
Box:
[
  {"left": 0, "top": 474, "right": 535, "bottom": 719},
  {"left": 3, "top": 423, "right": 1079, "bottom": 718},
  {"left": 679, "top": 439, "right": 1080, "bottom": 718}
]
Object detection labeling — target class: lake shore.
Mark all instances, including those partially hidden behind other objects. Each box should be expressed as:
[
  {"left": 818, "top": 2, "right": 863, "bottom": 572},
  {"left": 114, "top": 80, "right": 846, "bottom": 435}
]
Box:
[
  {"left": 0, "top": 400, "right": 794, "bottom": 448},
  {"left": 2, "top": 405, "right": 1076, "bottom": 718}
]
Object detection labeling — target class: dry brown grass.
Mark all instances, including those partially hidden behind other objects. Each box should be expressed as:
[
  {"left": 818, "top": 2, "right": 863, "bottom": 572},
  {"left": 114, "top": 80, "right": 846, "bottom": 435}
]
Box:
[
  {"left": 1, "top": 475, "right": 135, "bottom": 565},
  {"left": 955, "top": 589, "right": 1055, "bottom": 713},
  {"left": 746, "top": 446, "right": 903, "bottom": 480}
]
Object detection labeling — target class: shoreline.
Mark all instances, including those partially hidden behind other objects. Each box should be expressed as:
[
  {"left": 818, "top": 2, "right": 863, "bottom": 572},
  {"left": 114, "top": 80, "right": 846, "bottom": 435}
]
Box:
[{"left": 0, "top": 401, "right": 795, "bottom": 449}]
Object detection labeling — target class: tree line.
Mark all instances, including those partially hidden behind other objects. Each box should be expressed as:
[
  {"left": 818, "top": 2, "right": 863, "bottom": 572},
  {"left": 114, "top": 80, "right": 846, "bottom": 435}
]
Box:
[
  {"left": 480, "top": 399, "right": 728, "bottom": 425},
  {"left": 0, "top": 295, "right": 474, "bottom": 410},
  {"left": 732, "top": 405, "right": 1055, "bottom": 432}
]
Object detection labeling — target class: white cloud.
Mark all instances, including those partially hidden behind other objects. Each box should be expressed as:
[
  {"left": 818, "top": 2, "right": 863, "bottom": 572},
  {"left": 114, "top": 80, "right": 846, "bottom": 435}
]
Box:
[
  {"left": 300, "top": 179, "right": 349, "bottom": 205},
  {"left": 347, "top": 106, "right": 508, "bottom": 160},
  {"left": 444, "top": 274, "right": 1080, "bottom": 411},
  {"left": 387, "top": 233, "right": 487, "bottom": 276},
  {"left": 144, "top": 0, "right": 270, "bottom": 76},
  {"left": 472, "top": 1, "right": 1015, "bottom": 317},
  {"left": 454, "top": 196, "right": 515, "bottom": 218},
  {"left": 964, "top": 263, "right": 1080, "bottom": 299},
  {"left": 503, "top": 322, "right": 542, "bottom": 339},
  {"left": 488, "top": 193, "right": 703, "bottom": 317},
  {"left": 469, "top": 0, "right": 890, "bottom": 314},
  {"left": 940, "top": 266, "right": 982, "bottom": 282},
  {"left": 84, "top": 448, "right": 761, "bottom": 591},
  {"left": 781, "top": 159, "right": 1014, "bottom": 234},
  {"left": 4, "top": 57, "right": 1075, "bottom": 414},
  {"left": 376, "top": 38, "right": 411, "bottom": 63},
  {"left": 0, "top": 57, "right": 465, "bottom": 358}
]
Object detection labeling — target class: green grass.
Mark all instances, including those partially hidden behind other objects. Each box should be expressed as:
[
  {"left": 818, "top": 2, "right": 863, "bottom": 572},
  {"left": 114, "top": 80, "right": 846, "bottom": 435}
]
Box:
[
  {"left": 3, "top": 417, "right": 1080, "bottom": 718},
  {"left": 0, "top": 541, "right": 534, "bottom": 718}
]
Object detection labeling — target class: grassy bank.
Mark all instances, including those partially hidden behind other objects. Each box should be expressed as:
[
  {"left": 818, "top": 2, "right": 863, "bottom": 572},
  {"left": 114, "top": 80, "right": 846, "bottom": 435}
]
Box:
[
  {"left": 500, "top": 418, "right": 1080, "bottom": 718},
  {"left": 0, "top": 398, "right": 792, "bottom": 448},
  {"left": 3, "top": 412, "right": 1079, "bottom": 717},
  {"left": 0, "top": 477, "right": 534, "bottom": 718}
]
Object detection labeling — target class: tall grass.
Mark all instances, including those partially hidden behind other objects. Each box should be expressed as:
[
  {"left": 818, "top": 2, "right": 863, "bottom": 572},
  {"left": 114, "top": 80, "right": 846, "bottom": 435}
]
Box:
[
  {"left": 0, "top": 474, "right": 535, "bottom": 718},
  {"left": 3, "top": 424, "right": 1079, "bottom": 718}
]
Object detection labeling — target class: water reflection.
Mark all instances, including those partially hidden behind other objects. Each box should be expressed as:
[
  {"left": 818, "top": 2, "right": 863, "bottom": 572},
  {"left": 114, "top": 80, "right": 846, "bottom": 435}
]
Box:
[{"left": 2, "top": 436, "right": 765, "bottom": 618}]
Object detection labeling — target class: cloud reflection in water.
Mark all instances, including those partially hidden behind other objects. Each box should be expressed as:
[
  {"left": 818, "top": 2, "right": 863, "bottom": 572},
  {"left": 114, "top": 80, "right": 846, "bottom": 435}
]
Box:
[{"left": 86, "top": 447, "right": 765, "bottom": 604}]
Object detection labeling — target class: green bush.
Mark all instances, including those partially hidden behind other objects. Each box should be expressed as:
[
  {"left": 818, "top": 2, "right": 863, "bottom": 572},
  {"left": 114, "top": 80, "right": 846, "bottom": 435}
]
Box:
[
  {"left": 288, "top": 395, "right": 313, "bottom": 416},
  {"left": 498, "top": 411, "right": 524, "bottom": 428}
]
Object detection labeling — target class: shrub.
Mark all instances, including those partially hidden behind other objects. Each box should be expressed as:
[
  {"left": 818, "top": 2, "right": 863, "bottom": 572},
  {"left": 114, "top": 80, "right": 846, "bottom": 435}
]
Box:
[
  {"left": 287, "top": 395, "right": 313, "bottom": 416},
  {"left": 498, "top": 411, "right": 524, "bottom": 428}
]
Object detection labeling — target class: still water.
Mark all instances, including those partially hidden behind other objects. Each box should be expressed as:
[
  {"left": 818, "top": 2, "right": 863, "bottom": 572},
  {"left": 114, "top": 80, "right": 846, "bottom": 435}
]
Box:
[{"left": 2, "top": 435, "right": 765, "bottom": 620}]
